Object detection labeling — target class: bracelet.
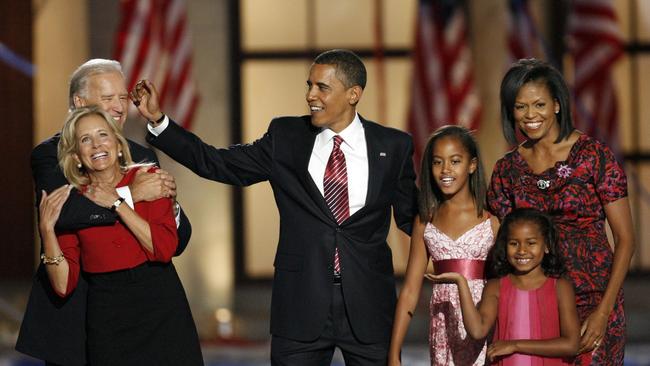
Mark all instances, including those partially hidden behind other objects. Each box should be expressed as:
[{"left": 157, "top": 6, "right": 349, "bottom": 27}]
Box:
[
  {"left": 110, "top": 197, "right": 126, "bottom": 212},
  {"left": 41, "top": 253, "right": 65, "bottom": 265}
]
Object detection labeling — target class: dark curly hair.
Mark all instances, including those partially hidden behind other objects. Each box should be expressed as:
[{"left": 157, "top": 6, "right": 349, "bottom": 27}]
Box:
[{"left": 490, "top": 208, "right": 565, "bottom": 278}]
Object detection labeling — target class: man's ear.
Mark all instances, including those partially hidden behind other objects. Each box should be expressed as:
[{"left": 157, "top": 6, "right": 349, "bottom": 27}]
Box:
[
  {"left": 73, "top": 95, "right": 86, "bottom": 108},
  {"left": 348, "top": 85, "right": 363, "bottom": 106}
]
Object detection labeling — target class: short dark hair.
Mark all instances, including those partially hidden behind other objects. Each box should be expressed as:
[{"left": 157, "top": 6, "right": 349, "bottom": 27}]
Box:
[
  {"left": 499, "top": 58, "right": 574, "bottom": 145},
  {"left": 490, "top": 208, "right": 565, "bottom": 278},
  {"left": 418, "top": 125, "right": 486, "bottom": 221},
  {"left": 313, "top": 49, "right": 367, "bottom": 90}
]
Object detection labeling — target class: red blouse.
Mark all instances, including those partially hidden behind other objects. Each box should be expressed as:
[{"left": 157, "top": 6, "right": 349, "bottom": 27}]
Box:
[{"left": 54, "top": 168, "right": 178, "bottom": 296}]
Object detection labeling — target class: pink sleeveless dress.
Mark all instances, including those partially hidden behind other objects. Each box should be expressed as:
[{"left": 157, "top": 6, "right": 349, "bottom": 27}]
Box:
[
  {"left": 424, "top": 218, "right": 494, "bottom": 366},
  {"left": 494, "top": 276, "right": 573, "bottom": 366}
]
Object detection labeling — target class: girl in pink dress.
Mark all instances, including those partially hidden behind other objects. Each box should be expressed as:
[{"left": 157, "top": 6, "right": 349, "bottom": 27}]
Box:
[
  {"left": 389, "top": 126, "right": 499, "bottom": 366},
  {"left": 430, "top": 208, "right": 580, "bottom": 365}
]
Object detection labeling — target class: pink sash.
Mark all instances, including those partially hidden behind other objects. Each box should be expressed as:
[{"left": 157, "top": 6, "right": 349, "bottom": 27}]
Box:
[{"left": 433, "top": 259, "right": 486, "bottom": 280}]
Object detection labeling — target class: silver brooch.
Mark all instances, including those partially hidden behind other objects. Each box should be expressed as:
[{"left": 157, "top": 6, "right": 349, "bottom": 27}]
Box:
[{"left": 537, "top": 179, "right": 551, "bottom": 190}]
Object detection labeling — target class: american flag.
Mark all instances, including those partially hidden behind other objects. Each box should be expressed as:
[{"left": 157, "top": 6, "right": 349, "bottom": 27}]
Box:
[
  {"left": 567, "top": 0, "right": 623, "bottom": 152},
  {"left": 114, "top": 0, "right": 199, "bottom": 129},
  {"left": 407, "top": 0, "right": 481, "bottom": 165},
  {"left": 506, "top": 0, "right": 549, "bottom": 63}
]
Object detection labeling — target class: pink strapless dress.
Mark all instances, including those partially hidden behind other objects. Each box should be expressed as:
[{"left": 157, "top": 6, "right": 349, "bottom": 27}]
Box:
[
  {"left": 424, "top": 219, "right": 494, "bottom": 366},
  {"left": 493, "top": 276, "right": 573, "bottom": 366}
]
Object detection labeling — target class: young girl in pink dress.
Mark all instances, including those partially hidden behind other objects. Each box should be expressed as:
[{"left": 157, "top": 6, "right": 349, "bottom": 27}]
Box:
[
  {"left": 430, "top": 208, "right": 580, "bottom": 365},
  {"left": 389, "top": 125, "right": 499, "bottom": 366}
]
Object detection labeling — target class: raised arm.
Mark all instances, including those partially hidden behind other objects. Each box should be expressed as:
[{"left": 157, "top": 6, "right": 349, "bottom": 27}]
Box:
[
  {"left": 388, "top": 219, "right": 428, "bottom": 366},
  {"left": 426, "top": 273, "right": 499, "bottom": 339}
]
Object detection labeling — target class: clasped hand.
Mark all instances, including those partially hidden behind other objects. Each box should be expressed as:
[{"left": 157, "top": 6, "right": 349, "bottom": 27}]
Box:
[
  {"left": 84, "top": 182, "right": 120, "bottom": 208},
  {"left": 130, "top": 167, "right": 177, "bottom": 201}
]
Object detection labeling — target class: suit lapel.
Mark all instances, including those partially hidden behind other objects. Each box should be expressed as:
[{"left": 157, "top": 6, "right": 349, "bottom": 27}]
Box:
[{"left": 292, "top": 121, "right": 334, "bottom": 220}]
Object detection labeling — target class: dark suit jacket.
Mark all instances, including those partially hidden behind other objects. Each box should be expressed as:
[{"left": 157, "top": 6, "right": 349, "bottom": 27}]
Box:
[
  {"left": 15, "top": 134, "right": 192, "bottom": 365},
  {"left": 147, "top": 115, "right": 417, "bottom": 343}
]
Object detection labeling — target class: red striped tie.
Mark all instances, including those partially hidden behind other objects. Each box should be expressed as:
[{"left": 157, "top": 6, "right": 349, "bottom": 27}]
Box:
[{"left": 324, "top": 135, "right": 349, "bottom": 276}]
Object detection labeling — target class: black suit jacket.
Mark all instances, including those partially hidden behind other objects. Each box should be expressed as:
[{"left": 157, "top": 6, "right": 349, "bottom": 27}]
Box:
[
  {"left": 15, "top": 134, "right": 192, "bottom": 365},
  {"left": 147, "top": 115, "right": 417, "bottom": 343}
]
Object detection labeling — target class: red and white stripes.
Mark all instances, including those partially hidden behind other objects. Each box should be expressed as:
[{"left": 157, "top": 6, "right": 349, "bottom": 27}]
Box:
[
  {"left": 568, "top": 0, "right": 624, "bottom": 152},
  {"left": 408, "top": 0, "right": 481, "bottom": 165},
  {"left": 114, "top": 0, "right": 199, "bottom": 130}
]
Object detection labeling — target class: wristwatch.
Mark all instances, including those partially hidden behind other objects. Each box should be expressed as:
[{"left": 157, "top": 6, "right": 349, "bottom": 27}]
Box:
[{"left": 110, "top": 197, "right": 126, "bottom": 212}]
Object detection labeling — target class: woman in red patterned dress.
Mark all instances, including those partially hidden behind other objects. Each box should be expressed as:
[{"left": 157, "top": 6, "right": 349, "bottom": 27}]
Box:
[{"left": 487, "top": 59, "right": 635, "bottom": 365}]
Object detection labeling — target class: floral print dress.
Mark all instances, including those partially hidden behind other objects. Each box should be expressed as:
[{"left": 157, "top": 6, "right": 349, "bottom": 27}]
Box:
[{"left": 488, "top": 134, "right": 627, "bottom": 365}]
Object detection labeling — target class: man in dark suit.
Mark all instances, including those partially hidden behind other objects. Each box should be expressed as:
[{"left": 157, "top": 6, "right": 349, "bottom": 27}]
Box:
[
  {"left": 135, "top": 49, "right": 417, "bottom": 365},
  {"left": 16, "top": 59, "right": 192, "bottom": 366}
]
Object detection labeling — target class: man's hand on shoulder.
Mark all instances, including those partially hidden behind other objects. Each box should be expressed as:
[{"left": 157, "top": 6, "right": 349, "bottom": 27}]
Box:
[{"left": 130, "top": 166, "right": 177, "bottom": 202}]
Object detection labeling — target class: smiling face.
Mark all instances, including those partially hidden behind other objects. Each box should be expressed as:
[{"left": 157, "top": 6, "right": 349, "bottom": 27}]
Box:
[
  {"left": 513, "top": 81, "right": 560, "bottom": 142},
  {"left": 306, "top": 63, "right": 361, "bottom": 133},
  {"left": 431, "top": 136, "right": 477, "bottom": 198},
  {"left": 506, "top": 220, "right": 548, "bottom": 276},
  {"left": 74, "top": 71, "right": 129, "bottom": 128},
  {"left": 73, "top": 114, "right": 122, "bottom": 175}
]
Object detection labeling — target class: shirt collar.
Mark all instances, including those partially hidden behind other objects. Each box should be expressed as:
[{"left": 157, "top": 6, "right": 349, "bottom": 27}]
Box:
[{"left": 318, "top": 113, "right": 363, "bottom": 151}]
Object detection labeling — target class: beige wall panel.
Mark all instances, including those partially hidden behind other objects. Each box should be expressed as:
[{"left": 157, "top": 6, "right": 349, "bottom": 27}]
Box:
[
  {"left": 635, "top": 0, "right": 650, "bottom": 41},
  {"left": 241, "top": 0, "right": 308, "bottom": 50},
  {"left": 34, "top": 0, "right": 88, "bottom": 144},
  {"left": 383, "top": 0, "right": 417, "bottom": 48},
  {"left": 242, "top": 60, "right": 310, "bottom": 277},
  {"left": 314, "top": 0, "right": 374, "bottom": 48},
  {"left": 468, "top": 0, "right": 509, "bottom": 173},
  {"left": 613, "top": 56, "right": 632, "bottom": 152},
  {"left": 614, "top": 0, "right": 631, "bottom": 40},
  {"left": 637, "top": 55, "right": 650, "bottom": 150}
]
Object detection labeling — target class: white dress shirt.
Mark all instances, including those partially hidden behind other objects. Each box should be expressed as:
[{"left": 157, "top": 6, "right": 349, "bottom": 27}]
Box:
[{"left": 308, "top": 114, "right": 368, "bottom": 216}]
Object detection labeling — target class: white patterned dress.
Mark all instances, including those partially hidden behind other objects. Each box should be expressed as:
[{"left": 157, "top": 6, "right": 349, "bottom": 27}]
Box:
[{"left": 424, "top": 218, "right": 494, "bottom": 366}]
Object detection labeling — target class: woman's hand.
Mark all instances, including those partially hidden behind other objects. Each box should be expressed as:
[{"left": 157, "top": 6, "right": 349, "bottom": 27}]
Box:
[
  {"left": 39, "top": 185, "right": 72, "bottom": 232},
  {"left": 487, "top": 340, "right": 516, "bottom": 361},
  {"left": 424, "top": 272, "right": 463, "bottom": 284},
  {"left": 84, "top": 182, "right": 120, "bottom": 209},
  {"left": 578, "top": 308, "right": 608, "bottom": 354}
]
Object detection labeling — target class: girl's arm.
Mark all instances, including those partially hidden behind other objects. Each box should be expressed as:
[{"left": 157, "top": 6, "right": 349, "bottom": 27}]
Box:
[
  {"left": 578, "top": 197, "right": 634, "bottom": 353},
  {"left": 487, "top": 278, "right": 580, "bottom": 359},
  {"left": 389, "top": 219, "right": 428, "bottom": 366},
  {"left": 426, "top": 274, "right": 499, "bottom": 339}
]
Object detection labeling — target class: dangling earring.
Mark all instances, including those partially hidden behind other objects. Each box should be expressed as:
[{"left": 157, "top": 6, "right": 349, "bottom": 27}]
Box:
[
  {"left": 118, "top": 151, "right": 123, "bottom": 157},
  {"left": 77, "top": 163, "right": 82, "bottom": 169}
]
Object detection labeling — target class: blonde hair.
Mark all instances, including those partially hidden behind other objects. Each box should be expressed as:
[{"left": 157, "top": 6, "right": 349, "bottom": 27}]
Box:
[{"left": 58, "top": 106, "right": 134, "bottom": 188}]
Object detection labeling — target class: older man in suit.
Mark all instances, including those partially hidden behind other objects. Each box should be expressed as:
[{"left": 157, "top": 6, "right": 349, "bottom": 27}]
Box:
[
  {"left": 16, "top": 59, "right": 192, "bottom": 366},
  {"left": 134, "top": 49, "right": 417, "bottom": 365}
]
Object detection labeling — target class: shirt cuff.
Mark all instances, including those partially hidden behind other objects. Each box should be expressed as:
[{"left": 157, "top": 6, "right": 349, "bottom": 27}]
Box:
[
  {"left": 115, "top": 186, "right": 135, "bottom": 209},
  {"left": 147, "top": 115, "right": 170, "bottom": 136},
  {"left": 174, "top": 201, "right": 181, "bottom": 228}
]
